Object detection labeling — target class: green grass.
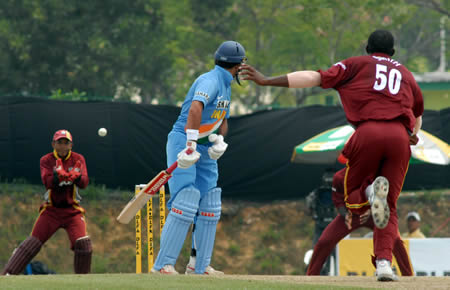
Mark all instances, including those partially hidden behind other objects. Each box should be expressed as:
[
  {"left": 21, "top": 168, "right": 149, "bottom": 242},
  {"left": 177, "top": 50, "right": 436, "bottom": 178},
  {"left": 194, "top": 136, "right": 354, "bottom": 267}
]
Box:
[{"left": 0, "top": 274, "right": 362, "bottom": 290}]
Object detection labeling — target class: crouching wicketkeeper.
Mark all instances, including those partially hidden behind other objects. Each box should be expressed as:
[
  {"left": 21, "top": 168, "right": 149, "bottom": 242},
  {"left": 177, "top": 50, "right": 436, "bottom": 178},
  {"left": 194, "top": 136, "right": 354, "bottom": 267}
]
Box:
[{"left": 1, "top": 130, "right": 92, "bottom": 275}]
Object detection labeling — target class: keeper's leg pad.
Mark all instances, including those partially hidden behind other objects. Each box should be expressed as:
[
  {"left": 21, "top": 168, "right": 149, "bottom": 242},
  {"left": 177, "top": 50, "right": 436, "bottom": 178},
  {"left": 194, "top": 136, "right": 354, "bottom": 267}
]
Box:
[
  {"left": 1, "top": 236, "right": 42, "bottom": 275},
  {"left": 74, "top": 236, "right": 93, "bottom": 274},
  {"left": 153, "top": 187, "right": 200, "bottom": 270},
  {"left": 194, "top": 187, "right": 221, "bottom": 274}
]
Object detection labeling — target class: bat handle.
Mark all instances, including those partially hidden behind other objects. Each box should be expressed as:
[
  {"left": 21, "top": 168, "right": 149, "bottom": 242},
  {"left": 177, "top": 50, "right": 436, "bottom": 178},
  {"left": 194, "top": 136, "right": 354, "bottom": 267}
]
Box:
[
  {"left": 167, "top": 162, "right": 178, "bottom": 174},
  {"left": 167, "top": 148, "right": 194, "bottom": 174}
]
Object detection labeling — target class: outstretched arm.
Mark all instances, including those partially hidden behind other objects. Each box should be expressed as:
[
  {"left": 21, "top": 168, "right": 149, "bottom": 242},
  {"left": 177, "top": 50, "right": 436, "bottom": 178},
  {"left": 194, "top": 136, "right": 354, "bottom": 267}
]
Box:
[
  {"left": 413, "top": 115, "right": 422, "bottom": 136},
  {"left": 409, "top": 115, "right": 422, "bottom": 145},
  {"left": 239, "top": 64, "right": 321, "bottom": 88}
]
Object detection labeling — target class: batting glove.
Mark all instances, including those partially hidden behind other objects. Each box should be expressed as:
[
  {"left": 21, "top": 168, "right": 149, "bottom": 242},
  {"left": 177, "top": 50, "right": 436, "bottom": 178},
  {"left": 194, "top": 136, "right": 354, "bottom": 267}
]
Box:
[
  {"left": 177, "top": 141, "right": 200, "bottom": 169},
  {"left": 208, "top": 134, "right": 228, "bottom": 160}
]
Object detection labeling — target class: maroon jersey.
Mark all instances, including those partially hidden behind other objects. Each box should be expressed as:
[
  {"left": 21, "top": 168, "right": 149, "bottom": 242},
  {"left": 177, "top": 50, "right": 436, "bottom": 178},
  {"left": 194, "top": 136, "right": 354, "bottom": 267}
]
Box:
[
  {"left": 319, "top": 53, "right": 424, "bottom": 132},
  {"left": 40, "top": 151, "right": 89, "bottom": 208}
]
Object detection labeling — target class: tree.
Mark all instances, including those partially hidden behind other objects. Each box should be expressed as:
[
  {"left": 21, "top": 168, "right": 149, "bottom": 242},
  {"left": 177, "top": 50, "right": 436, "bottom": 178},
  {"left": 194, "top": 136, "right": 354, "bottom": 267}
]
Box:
[
  {"left": 0, "top": 0, "right": 445, "bottom": 109},
  {"left": 0, "top": 0, "right": 171, "bottom": 100}
]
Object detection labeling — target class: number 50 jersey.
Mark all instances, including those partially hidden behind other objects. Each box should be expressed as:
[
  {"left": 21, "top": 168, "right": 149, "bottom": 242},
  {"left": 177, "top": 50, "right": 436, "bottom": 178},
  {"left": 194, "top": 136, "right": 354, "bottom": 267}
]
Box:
[{"left": 319, "top": 52, "right": 424, "bottom": 133}]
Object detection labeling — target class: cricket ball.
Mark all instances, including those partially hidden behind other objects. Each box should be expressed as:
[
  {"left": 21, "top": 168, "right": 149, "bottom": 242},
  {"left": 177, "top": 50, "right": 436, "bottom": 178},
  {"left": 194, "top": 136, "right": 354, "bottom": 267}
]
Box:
[{"left": 98, "top": 128, "right": 107, "bottom": 137}]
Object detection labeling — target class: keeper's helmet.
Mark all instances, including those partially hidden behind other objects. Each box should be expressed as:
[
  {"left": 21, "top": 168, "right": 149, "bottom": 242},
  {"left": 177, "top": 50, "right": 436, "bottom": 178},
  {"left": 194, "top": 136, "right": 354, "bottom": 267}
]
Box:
[{"left": 214, "top": 41, "right": 246, "bottom": 65}]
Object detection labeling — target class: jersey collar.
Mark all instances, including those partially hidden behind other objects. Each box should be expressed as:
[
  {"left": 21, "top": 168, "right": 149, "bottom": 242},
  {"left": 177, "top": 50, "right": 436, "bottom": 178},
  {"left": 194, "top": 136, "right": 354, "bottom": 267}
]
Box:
[
  {"left": 53, "top": 149, "right": 72, "bottom": 160},
  {"left": 214, "top": 65, "right": 233, "bottom": 86},
  {"left": 371, "top": 52, "right": 392, "bottom": 58}
]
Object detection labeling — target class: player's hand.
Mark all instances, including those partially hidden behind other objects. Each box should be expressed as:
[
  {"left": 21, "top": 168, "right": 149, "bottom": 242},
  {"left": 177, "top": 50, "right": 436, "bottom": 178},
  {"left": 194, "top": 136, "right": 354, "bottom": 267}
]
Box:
[
  {"left": 239, "top": 64, "right": 267, "bottom": 85},
  {"left": 177, "top": 141, "right": 200, "bottom": 169},
  {"left": 409, "top": 134, "right": 419, "bottom": 145},
  {"left": 54, "top": 159, "right": 72, "bottom": 186},
  {"left": 345, "top": 211, "right": 352, "bottom": 230},
  {"left": 208, "top": 134, "right": 228, "bottom": 160},
  {"left": 359, "top": 209, "right": 371, "bottom": 225},
  {"left": 69, "top": 160, "right": 82, "bottom": 183}
]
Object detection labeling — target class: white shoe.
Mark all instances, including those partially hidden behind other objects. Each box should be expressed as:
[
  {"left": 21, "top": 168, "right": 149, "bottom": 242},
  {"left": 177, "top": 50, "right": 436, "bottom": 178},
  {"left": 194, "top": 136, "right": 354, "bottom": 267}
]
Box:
[
  {"left": 368, "top": 176, "right": 390, "bottom": 229},
  {"left": 375, "top": 259, "right": 398, "bottom": 281},
  {"left": 151, "top": 265, "right": 179, "bottom": 275},
  {"left": 185, "top": 263, "right": 224, "bottom": 275}
]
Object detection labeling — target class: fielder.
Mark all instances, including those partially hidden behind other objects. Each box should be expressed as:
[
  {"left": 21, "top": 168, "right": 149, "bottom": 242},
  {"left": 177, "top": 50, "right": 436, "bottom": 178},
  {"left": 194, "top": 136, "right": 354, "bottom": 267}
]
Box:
[
  {"left": 1, "top": 130, "right": 92, "bottom": 275},
  {"left": 240, "top": 29, "right": 423, "bottom": 281},
  {"left": 151, "top": 41, "right": 246, "bottom": 275}
]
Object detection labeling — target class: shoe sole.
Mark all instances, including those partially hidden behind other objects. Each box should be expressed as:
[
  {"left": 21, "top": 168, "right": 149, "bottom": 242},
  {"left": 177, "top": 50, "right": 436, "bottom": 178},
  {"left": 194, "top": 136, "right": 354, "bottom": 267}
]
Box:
[
  {"left": 377, "top": 273, "right": 398, "bottom": 282},
  {"left": 371, "top": 176, "right": 389, "bottom": 229},
  {"left": 377, "top": 274, "right": 395, "bottom": 282}
]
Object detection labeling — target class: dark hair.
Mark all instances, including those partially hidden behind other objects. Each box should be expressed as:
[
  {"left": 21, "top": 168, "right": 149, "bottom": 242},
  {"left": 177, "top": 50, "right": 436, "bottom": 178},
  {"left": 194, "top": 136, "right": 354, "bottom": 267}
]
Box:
[
  {"left": 366, "top": 29, "right": 395, "bottom": 56},
  {"left": 215, "top": 59, "right": 241, "bottom": 69}
]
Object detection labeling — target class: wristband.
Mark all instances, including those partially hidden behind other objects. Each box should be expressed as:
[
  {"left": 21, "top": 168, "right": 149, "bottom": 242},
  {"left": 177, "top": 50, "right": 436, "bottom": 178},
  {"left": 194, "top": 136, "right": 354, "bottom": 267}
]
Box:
[{"left": 186, "top": 129, "right": 199, "bottom": 141}]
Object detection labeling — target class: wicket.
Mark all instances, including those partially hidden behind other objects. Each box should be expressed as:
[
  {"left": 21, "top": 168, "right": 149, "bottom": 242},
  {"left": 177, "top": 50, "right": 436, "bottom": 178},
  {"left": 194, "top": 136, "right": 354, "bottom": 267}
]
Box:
[{"left": 135, "top": 184, "right": 166, "bottom": 273}]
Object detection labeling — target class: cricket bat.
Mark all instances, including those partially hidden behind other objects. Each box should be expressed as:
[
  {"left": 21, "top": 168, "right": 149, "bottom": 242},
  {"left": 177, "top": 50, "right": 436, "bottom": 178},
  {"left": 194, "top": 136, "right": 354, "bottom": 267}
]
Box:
[{"left": 116, "top": 160, "right": 179, "bottom": 224}]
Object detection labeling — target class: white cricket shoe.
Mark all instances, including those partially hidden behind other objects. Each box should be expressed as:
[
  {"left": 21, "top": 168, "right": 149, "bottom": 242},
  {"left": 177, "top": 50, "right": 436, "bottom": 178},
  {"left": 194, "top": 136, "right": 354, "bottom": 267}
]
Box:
[
  {"left": 185, "top": 260, "right": 224, "bottom": 275},
  {"left": 151, "top": 264, "right": 179, "bottom": 275},
  {"left": 367, "top": 176, "right": 390, "bottom": 229},
  {"left": 375, "top": 259, "right": 398, "bottom": 281}
]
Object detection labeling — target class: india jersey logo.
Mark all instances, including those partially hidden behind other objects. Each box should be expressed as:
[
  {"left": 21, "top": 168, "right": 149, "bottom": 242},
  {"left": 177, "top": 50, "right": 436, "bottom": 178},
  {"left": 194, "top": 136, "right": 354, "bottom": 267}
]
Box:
[
  {"left": 216, "top": 100, "right": 230, "bottom": 109},
  {"left": 195, "top": 91, "right": 210, "bottom": 101}
]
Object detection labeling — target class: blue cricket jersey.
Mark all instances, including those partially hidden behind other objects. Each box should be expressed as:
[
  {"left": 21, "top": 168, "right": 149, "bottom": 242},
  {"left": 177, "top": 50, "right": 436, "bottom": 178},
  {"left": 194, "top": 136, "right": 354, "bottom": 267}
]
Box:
[{"left": 172, "top": 65, "right": 233, "bottom": 143}]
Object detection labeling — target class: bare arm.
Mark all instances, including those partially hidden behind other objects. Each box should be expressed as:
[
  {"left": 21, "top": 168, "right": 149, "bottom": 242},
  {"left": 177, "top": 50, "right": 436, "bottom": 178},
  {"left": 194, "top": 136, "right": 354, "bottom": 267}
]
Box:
[
  {"left": 409, "top": 115, "right": 422, "bottom": 145},
  {"left": 239, "top": 64, "right": 289, "bottom": 87},
  {"left": 186, "top": 101, "right": 204, "bottom": 131},
  {"left": 178, "top": 100, "right": 203, "bottom": 168},
  {"left": 239, "top": 64, "right": 321, "bottom": 88},
  {"left": 218, "top": 118, "right": 228, "bottom": 136},
  {"left": 413, "top": 115, "right": 422, "bottom": 136},
  {"left": 286, "top": 71, "right": 321, "bottom": 88}
]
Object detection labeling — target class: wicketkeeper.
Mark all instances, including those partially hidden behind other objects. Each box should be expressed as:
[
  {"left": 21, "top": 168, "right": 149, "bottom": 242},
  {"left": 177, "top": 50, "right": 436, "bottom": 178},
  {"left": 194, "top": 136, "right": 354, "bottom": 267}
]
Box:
[{"left": 1, "top": 130, "right": 92, "bottom": 275}]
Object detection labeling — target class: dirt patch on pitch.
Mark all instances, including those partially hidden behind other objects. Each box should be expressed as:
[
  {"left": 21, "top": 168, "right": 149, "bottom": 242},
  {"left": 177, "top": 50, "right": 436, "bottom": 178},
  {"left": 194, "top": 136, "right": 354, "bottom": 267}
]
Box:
[{"left": 221, "top": 275, "right": 450, "bottom": 289}]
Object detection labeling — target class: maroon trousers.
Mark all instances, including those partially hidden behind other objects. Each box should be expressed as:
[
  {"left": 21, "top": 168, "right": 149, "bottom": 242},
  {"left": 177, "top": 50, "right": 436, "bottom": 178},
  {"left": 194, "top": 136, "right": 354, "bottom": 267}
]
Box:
[
  {"left": 342, "top": 121, "right": 410, "bottom": 261},
  {"left": 31, "top": 204, "right": 87, "bottom": 249},
  {"left": 306, "top": 214, "right": 413, "bottom": 276}
]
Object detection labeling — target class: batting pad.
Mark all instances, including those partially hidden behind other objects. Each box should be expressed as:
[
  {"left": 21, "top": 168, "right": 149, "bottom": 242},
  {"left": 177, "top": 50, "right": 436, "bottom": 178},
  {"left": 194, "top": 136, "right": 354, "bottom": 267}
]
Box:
[
  {"left": 194, "top": 187, "right": 221, "bottom": 274},
  {"left": 153, "top": 187, "right": 200, "bottom": 270}
]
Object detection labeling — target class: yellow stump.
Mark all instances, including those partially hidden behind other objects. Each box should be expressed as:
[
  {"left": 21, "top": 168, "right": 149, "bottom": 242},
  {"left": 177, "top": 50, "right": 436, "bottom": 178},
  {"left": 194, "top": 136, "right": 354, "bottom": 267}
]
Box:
[
  {"left": 159, "top": 186, "right": 166, "bottom": 233},
  {"left": 147, "top": 195, "right": 154, "bottom": 272},
  {"left": 135, "top": 185, "right": 166, "bottom": 273},
  {"left": 135, "top": 185, "right": 142, "bottom": 274}
]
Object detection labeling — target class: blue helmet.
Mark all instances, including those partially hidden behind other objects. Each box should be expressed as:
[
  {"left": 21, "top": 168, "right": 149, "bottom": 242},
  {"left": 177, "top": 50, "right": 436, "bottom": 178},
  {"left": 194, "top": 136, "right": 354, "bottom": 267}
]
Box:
[{"left": 214, "top": 41, "right": 246, "bottom": 64}]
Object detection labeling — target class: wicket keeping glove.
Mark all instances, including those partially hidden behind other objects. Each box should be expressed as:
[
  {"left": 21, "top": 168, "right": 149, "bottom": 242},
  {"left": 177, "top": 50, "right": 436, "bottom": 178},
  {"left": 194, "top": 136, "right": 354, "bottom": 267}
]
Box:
[
  {"left": 208, "top": 134, "right": 228, "bottom": 160},
  {"left": 177, "top": 141, "right": 200, "bottom": 169},
  {"left": 54, "top": 159, "right": 72, "bottom": 186},
  {"left": 68, "top": 160, "right": 82, "bottom": 183}
]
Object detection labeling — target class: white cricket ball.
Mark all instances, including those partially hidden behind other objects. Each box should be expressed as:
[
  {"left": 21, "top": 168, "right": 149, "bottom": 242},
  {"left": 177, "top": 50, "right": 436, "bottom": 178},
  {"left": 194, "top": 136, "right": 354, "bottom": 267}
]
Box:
[{"left": 98, "top": 128, "right": 107, "bottom": 137}]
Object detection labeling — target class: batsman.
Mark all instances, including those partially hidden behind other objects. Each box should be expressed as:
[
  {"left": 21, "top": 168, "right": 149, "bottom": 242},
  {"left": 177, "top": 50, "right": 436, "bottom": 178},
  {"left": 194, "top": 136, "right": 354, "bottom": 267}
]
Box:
[{"left": 151, "top": 41, "right": 246, "bottom": 275}]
